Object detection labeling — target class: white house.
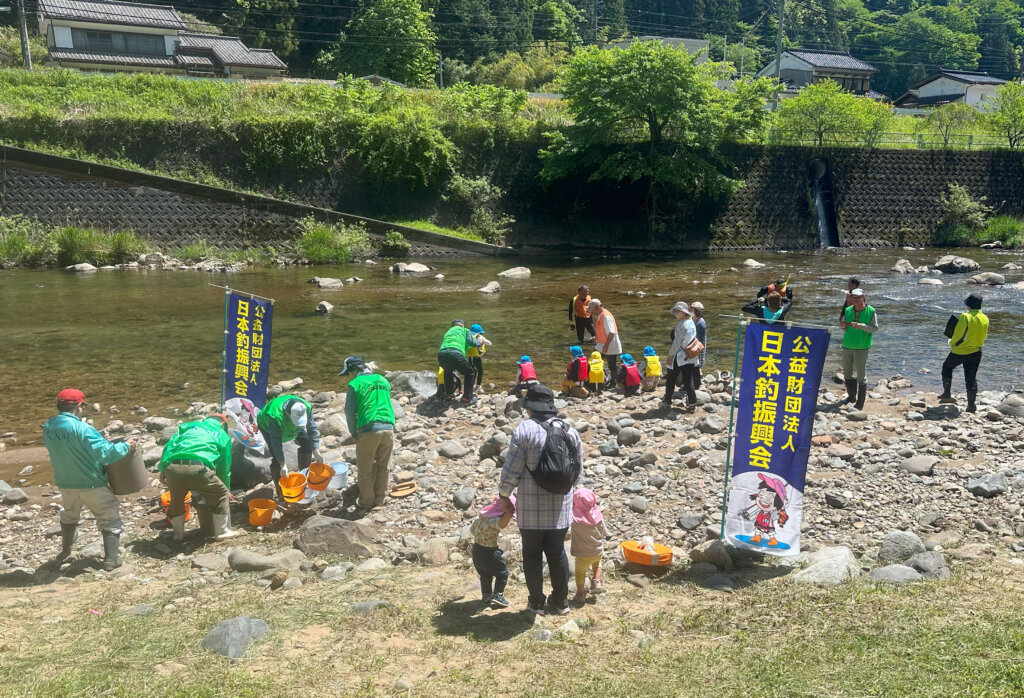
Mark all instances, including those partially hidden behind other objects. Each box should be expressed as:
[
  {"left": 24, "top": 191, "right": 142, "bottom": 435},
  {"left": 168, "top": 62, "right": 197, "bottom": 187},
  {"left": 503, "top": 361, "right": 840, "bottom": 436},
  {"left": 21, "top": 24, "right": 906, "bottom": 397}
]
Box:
[
  {"left": 893, "top": 70, "right": 1006, "bottom": 114},
  {"left": 37, "top": 0, "right": 286, "bottom": 79},
  {"left": 610, "top": 35, "right": 710, "bottom": 64},
  {"left": 757, "top": 49, "right": 882, "bottom": 99}
]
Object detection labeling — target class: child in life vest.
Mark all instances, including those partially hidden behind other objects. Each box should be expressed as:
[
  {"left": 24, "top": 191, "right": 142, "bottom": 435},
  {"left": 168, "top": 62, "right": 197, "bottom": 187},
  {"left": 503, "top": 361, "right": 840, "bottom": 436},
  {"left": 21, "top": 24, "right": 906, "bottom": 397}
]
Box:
[
  {"left": 571, "top": 488, "right": 607, "bottom": 605},
  {"left": 511, "top": 355, "right": 539, "bottom": 396},
  {"left": 617, "top": 353, "right": 642, "bottom": 396},
  {"left": 435, "top": 366, "right": 462, "bottom": 401},
  {"left": 588, "top": 351, "right": 606, "bottom": 396},
  {"left": 561, "top": 345, "right": 590, "bottom": 395},
  {"left": 640, "top": 346, "right": 662, "bottom": 392},
  {"left": 466, "top": 323, "right": 493, "bottom": 391},
  {"left": 470, "top": 494, "right": 515, "bottom": 608}
]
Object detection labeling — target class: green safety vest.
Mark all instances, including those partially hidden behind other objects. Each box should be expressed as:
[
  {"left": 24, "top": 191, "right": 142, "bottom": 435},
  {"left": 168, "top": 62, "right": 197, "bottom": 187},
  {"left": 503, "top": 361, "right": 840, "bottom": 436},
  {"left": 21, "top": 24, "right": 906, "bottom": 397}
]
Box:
[
  {"left": 257, "top": 394, "right": 312, "bottom": 443},
  {"left": 439, "top": 326, "right": 469, "bottom": 355},
  {"left": 842, "top": 305, "right": 875, "bottom": 350},
  {"left": 348, "top": 373, "right": 396, "bottom": 430}
]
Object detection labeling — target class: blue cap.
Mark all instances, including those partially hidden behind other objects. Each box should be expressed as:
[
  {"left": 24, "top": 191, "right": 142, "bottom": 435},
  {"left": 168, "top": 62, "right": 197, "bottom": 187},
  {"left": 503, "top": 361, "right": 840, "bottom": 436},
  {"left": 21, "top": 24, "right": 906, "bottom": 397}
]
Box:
[
  {"left": 519, "top": 355, "right": 531, "bottom": 364},
  {"left": 470, "top": 323, "right": 484, "bottom": 334},
  {"left": 621, "top": 353, "right": 635, "bottom": 365},
  {"left": 643, "top": 346, "right": 656, "bottom": 356},
  {"left": 570, "top": 345, "right": 584, "bottom": 358}
]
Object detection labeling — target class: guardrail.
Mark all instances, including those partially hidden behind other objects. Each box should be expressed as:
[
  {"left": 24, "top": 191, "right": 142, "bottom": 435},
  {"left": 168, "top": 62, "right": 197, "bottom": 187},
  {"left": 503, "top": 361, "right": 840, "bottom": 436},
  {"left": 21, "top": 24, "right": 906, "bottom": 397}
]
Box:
[{"left": 763, "top": 130, "right": 1015, "bottom": 151}]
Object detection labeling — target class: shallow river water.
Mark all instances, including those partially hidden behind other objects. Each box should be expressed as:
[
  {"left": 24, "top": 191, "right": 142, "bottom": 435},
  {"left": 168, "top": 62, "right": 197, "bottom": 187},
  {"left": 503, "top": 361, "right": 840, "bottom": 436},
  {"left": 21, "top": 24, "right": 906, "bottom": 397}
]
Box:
[{"left": 2, "top": 249, "right": 1022, "bottom": 448}]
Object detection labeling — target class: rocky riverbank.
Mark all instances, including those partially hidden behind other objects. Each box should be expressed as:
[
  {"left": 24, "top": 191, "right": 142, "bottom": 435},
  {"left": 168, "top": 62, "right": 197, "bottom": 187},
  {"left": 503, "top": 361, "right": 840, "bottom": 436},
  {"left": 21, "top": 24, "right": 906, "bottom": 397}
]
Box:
[{"left": 2, "top": 370, "right": 1024, "bottom": 595}]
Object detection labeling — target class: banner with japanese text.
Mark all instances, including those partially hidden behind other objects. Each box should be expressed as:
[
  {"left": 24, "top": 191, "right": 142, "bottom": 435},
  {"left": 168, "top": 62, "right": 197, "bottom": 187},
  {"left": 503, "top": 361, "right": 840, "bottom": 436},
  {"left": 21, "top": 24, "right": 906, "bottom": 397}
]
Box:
[
  {"left": 225, "top": 293, "right": 273, "bottom": 408},
  {"left": 724, "top": 322, "right": 830, "bottom": 556}
]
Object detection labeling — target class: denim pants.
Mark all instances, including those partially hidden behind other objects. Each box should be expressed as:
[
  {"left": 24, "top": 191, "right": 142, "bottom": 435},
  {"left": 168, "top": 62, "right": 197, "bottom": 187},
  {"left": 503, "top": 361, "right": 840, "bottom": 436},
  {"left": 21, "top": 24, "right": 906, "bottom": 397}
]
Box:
[
  {"left": 471, "top": 543, "right": 508, "bottom": 596},
  {"left": 520, "top": 528, "right": 569, "bottom": 607}
]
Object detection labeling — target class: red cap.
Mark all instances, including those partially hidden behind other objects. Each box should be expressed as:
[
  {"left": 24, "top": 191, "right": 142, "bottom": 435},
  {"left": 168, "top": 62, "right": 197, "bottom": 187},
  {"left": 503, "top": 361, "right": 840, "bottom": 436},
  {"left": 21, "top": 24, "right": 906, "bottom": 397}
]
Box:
[{"left": 57, "top": 388, "right": 86, "bottom": 404}]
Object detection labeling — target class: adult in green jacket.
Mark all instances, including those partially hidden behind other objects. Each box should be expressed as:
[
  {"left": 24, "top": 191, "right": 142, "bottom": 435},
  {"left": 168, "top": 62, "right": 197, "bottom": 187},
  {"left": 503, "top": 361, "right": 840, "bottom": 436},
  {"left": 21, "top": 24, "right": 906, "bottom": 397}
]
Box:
[
  {"left": 341, "top": 355, "right": 396, "bottom": 510},
  {"left": 42, "top": 388, "right": 135, "bottom": 570},
  {"left": 438, "top": 319, "right": 482, "bottom": 407},
  {"left": 257, "top": 394, "right": 321, "bottom": 499},
  {"left": 159, "top": 415, "right": 236, "bottom": 541},
  {"left": 940, "top": 293, "right": 989, "bottom": 413},
  {"left": 839, "top": 288, "right": 879, "bottom": 410}
]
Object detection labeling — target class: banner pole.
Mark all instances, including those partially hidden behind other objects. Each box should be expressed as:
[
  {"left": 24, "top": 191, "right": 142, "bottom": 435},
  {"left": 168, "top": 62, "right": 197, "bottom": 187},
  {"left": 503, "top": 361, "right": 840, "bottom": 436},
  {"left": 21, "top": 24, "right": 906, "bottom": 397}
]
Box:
[
  {"left": 220, "top": 288, "right": 230, "bottom": 409},
  {"left": 719, "top": 318, "right": 746, "bottom": 540}
]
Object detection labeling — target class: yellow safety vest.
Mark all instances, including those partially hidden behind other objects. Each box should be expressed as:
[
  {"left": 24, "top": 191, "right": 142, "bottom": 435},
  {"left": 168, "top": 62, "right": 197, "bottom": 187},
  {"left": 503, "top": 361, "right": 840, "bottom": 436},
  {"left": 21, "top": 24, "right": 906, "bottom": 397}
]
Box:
[
  {"left": 589, "top": 356, "right": 605, "bottom": 383},
  {"left": 644, "top": 355, "right": 662, "bottom": 377}
]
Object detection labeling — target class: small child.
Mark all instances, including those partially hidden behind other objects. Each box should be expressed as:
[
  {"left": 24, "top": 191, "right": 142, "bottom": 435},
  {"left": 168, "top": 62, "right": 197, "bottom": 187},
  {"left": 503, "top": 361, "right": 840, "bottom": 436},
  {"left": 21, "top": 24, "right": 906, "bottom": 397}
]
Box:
[
  {"left": 470, "top": 494, "right": 515, "bottom": 608},
  {"left": 510, "top": 355, "right": 539, "bottom": 396},
  {"left": 466, "top": 323, "right": 493, "bottom": 391},
  {"left": 561, "top": 345, "right": 590, "bottom": 396},
  {"left": 588, "top": 351, "right": 605, "bottom": 396},
  {"left": 640, "top": 346, "right": 662, "bottom": 392},
  {"left": 571, "top": 488, "right": 607, "bottom": 605},
  {"left": 435, "top": 366, "right": 462, "bottom": 401},
  {"left": 617, "top": 353, "right": 642, "bottom": 396}
]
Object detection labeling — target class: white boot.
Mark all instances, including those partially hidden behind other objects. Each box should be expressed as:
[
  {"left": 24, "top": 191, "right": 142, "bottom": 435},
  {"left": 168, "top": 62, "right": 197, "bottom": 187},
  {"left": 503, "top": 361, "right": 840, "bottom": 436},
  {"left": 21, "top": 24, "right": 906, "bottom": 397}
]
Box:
[
  {"left": 170, "top": 515, "right": 186, "bottom": 542},
  {"left": 213, "top": 511, "right": 239, "bottom": 540}
]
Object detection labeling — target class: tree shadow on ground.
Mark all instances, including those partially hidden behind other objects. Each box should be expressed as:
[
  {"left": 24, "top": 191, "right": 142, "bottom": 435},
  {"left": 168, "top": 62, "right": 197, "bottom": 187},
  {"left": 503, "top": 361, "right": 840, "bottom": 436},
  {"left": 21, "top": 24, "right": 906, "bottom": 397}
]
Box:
[{"left": 433, "top": 597, "right": 535, "bottom": 643}]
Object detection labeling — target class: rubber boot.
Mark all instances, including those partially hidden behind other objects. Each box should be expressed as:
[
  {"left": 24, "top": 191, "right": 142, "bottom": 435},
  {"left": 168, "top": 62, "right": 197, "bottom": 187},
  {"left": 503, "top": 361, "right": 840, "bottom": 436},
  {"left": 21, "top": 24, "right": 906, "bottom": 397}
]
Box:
[
  {"left": 170, "top": 515, "right": 186, "bottom": 542},
  {"left": 212, "top": 511, "right": 239, "bottom": 541},
  {"left": 844, "top": 379, "right": 858, "bottom": 404},
  {"left": 197, "top": 504, "right": 214, "bottom": 538},
  {"left": 855, "top": 383, "right": 867, "bottom": 411},
  {"left": 967, "top": 391, "right": 977, "bottom": 413},
  {"left": 939, "top": 380, "right": 956, "bottom": 404},
  {"left": 101, "top": 532, "right": 122, "bottom": 571},
  {"left": 57, "top": 523, "right": 77, "bottom": 562}
]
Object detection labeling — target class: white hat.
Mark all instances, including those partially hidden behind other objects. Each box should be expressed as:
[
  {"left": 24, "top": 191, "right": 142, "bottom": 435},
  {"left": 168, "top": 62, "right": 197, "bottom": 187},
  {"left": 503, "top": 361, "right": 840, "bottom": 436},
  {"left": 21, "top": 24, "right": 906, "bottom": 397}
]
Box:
[
  {"left": 671, "top": 301, "right": 692, "bottom": 316},
  {"left": 850, "top": 288, "right": 865, "bottom": 297},
  {"left": 587, "top": 298, "right": 602, "bottom": 310},
  {"left": 289, "top": 402, "right": 308, "bottom": 428},
  {"left": 691, "top": 301, "right": 704, "bottom": 311}
]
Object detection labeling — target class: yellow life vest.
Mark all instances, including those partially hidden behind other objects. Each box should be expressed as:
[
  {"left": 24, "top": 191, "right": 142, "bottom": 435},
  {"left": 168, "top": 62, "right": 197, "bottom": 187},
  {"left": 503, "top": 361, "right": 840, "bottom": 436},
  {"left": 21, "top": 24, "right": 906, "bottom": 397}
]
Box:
[
  {"left": 588, "top": 354, "right": 605, "bottom": 383},
  {"left": 644, "top": 355, "right": 662, "bottom": 377},
  {"left": 466, "top": 334, "right": 486, "bottom": 357}
]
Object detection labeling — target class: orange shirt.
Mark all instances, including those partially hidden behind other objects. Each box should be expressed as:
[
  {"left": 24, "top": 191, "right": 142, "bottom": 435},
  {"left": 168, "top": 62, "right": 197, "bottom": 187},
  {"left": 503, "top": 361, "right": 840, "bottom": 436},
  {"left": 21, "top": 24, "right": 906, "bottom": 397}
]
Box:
[
  {"left": 573, "top": 294, "right": 591, "bottom": 319},
  {"left": 595, "top": 309, "right": 616, "bottom": 345}
]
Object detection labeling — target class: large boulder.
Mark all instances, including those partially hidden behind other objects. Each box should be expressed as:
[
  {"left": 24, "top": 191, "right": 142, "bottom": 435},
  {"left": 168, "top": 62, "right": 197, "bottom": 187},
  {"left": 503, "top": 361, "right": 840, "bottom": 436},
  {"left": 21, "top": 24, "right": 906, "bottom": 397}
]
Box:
[
  {"left": 616, "top": 427, "right": 642, "bottom": 446},
  {"left": 967, "top": 472, "right": 1007, "bottom": 498},
  {"left": 479, "top": 432, "right": 509, "bottom": 459},
  {"left": 293, "top": 516, "right": 381, "bottom": 558},
  {"left": 934, "top": 255, "right": 980, "bottom": 274},
  {"left": 391, "top": 262, "right": 430, "bottom": 274},
  {"left": 869, "top": 564, "right": 923, "bottom": 584},
  {"left": 793, "top": 546, "right": 860, "bottom": 586},
  {"left": 386, "top": 371, "right": 437, "bottom": 399},
  {"left": 968, "top": 272, "right": 1005, "bottom": 286},
  {"left": 891, "top": 259, "right": 916, "bottom": 274},
  {"left": 478, "top": 281, "right": 501, "bottom": 294},
  {"left": 227, "top": 548, "right": 306, "bottom": 573},
  {"left": 996, "top": 394, "right": 1024, "bottom": 418},
  {"left": 689, "top": 539, "right": 733, "bottom": 571},
  {"left": 201, "top": 617, "right": 270, "bottom": 661},
  {"left": 742, "top": 259, "right": 765, "bottom": 269},
  {"left": 230, "top": 443, "right": 272, "bottom": 489},
  {"left": 906, "top": 551, "right": 951, "bottom": 580},
  {"left": 315, "top": 301, "right": 334, "bottom": 315},
  {"left": 877, "top": 530, "right": 926, "bottom": 564},
  {"left": 309, "top": 277, "right": 343, "bottom": 290},
  {"left": 900, "top": 455, "right": 938, "bottom": 476},
  {"left": 317, "top": 413, "right": 348, "bottom": 438},
  {"left": 497, "top": 266, "right": 531, "bottom": 279},
  {"left": 65, "top": 263, "right": 97, "bottom": 273},
  {"left": 439, "top": 440, "right": 468, "bottom": 459}
]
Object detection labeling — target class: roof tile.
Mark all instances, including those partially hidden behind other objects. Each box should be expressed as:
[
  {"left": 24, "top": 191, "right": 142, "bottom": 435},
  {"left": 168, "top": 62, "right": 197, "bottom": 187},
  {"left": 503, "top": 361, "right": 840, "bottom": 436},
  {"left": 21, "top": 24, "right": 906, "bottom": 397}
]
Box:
[{"left": 38, "top": 0, "right": 185, "bottom": 30}]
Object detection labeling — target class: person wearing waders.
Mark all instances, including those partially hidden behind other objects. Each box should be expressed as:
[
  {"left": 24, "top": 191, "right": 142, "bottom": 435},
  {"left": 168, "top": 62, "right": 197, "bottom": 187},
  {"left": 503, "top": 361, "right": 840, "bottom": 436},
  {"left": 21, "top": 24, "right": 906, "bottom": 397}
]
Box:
[
  {"left": 257, "top": 394, "right": 321, "bottom": 500},
  {"left": 939, "top": 293, "right": 989, "bottom": 413},
  {"left": 839, "top": 288, "right": 879, "bottom": 410},
  {"left": 42, "top": 388, "right": 135, "bottom": 570},
  {"left": 340, "top": 356, "right": 396, "bottom": 510},
  {"left": 437, "top": 319, "right": 482, "bottom": 407},
  {"left": 159, "top": 414, "right": 236, "bottom": 541}
]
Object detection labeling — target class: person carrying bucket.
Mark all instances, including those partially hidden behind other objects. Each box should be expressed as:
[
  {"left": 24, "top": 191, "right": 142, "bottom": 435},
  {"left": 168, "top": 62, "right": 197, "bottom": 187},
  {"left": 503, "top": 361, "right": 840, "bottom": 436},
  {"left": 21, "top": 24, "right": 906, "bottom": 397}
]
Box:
[
  {"left": 341, "top": 355, "right": 396, "bottom": 511},
  {"left": 158, "top": 414, "right": 237, "bottom": 541},
  {"left": 42, "top": 388, "right": 136, "bottom": 571},
  {"left": 257, "top": 394, "right": 322, "bottom": 501}
]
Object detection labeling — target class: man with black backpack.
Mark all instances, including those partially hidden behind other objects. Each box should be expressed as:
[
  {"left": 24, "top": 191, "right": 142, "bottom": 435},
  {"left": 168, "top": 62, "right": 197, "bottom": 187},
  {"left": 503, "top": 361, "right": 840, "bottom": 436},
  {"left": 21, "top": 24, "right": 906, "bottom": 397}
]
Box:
[{"left": 497, "top": 385, "right": 584, "bottom": 616}]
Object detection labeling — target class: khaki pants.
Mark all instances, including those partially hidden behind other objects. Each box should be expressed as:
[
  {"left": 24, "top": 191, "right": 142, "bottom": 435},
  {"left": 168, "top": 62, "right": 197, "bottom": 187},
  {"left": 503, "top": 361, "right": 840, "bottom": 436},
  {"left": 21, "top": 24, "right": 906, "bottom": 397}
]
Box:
[
  {"left": 842, "top": 347, "right": 870, "bottom": 386},
  {"left": 355, "top": 430, "right": 395, "bottom": 509},
  {"left": 163, "top": 463, "right": 229, "bottom": 519},
  {"left": 60, "top": 487, "right": 122, "bottom": 534},
  {"left": 641, "top": 376, "right": 660, "bottom": 392}
]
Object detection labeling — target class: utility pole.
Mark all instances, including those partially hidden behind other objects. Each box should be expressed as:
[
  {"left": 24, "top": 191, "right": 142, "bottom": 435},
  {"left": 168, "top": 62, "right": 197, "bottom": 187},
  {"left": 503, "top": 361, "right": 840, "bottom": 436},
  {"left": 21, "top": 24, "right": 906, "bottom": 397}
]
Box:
[
  {"left": 740, "top": 37, "right": 746, "bottom": 77},
  {"left": 14, "top": 0, "right": 31, "bottom": 70},
  {"left": 772, "top": 0, "right": 785, "bottom": 109},
  {"left": 438, "top": 51, "right": 443, "bottom": 89},
  {"left": 591, "top": 0, "right": 598, "bottom": 45}
]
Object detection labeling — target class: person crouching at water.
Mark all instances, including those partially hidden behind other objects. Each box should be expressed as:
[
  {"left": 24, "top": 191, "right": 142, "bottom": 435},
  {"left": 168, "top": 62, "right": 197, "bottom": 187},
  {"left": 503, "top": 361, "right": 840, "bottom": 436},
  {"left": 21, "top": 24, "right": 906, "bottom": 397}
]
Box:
[
  {"left": 617, "top": 354, "right": 642, "bottom": 396},
  {"left": 640, "top": 346, "right": 661, "bottom": 392},
  {"left": 42, "top": 388, "right": 135, "bottom": 570},
  {"left": 939, "top": 293, "right": 989, "bottom": 413},
  {"left": 159, "top": 414, "right": 236, "bottom": 541},
  {"left": 257, "top": 394, "right": 322, "bottom": 500},
  {"left": 839, "top": 288, "right": 878, "bottom": 410}
]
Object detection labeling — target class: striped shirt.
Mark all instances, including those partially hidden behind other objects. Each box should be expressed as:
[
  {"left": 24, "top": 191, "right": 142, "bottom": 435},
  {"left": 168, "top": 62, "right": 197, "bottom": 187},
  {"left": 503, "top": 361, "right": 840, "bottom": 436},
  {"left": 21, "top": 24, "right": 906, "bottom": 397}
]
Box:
[{"left": 498, "top": 417, "right": 583, "bottom": 530}]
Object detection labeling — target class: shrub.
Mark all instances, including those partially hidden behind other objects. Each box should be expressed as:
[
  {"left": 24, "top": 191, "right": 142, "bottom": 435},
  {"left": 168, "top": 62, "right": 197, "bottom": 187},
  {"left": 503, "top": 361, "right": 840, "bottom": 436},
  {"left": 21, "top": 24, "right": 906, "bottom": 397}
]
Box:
[
  {"left": 107, "top": 231, "right": 150, "bottom": 264},
  {"left": 442, "top": 174, "right": 514, "bottom": 244},
  {"left": 378, "top": 231, "right": 411, "bottom": 258},
  {"left": 296, "top": 217, "right": 371, "bottom": 264},
  {"left": 52, "top": 226, "right": 108, "bottom": 266},
  {"left": 980, "top": 215, "right": 1023, "bottom": 248},
  {"left": 934, "top": 183, "right": 991, "bottom": 247},
  {"left": 168, "top": 240, "right": 219, "bottom": 262}
]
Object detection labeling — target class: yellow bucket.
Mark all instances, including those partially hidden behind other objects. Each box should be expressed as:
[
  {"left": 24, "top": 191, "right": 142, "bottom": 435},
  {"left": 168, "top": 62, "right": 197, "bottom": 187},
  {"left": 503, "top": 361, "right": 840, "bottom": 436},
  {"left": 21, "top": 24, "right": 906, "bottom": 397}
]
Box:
[
  {"left": 279, "top": 473, "right": 308, "bottom": 503},
  {"left": 247, "top": 498, "right": 276, "bottom": 526},
  {"left": 306, "top": 462, "right": 335, "bottom": 491}
]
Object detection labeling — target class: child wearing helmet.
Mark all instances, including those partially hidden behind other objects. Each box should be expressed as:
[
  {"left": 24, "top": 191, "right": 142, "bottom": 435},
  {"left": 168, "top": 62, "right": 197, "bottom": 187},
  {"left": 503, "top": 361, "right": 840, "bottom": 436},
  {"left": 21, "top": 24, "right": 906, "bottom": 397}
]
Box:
[
  {"left": 639, "top": 346, "right": 662, "bottom": 392},
  {"left": 616, "top": 354, "right": 642, "bottom": 396},
  {"left": 588, "top": 351, "right": 606, "bottom": 396},
  {"left": 465, "top": 323, "right": 493, "bottom": 392},
  {"left": 561, "top": 345, "right": 591, "bottom": 397},
  {"left": 511, "top": 355, "right": 539, "bottom": 396}
]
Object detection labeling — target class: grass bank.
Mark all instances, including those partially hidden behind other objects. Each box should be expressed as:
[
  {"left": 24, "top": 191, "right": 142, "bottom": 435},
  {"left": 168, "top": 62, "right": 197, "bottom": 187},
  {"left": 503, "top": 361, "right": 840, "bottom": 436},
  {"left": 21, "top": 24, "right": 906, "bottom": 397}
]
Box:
[{"left": 3, "top": 551, "right": 1023, "bottom": 697}]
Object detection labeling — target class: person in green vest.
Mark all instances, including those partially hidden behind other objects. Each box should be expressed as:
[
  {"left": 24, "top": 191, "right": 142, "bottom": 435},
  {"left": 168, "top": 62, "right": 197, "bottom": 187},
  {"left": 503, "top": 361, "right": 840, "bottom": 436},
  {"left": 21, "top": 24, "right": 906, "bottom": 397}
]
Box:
[
  {"left": 438, "top": 319, "right": 482, "bottom": 407},
  {"left": 158, "top": 414, "right": 236, "bottom": 542},
  {"left": 839, "top": 288, "right": 879, "bottom": 410},
  {"left": 256, "top": 394, "right": 321, "bottom": 499},
  {"left": 340, "top": 356, "right": 396, "bottom": 510},
  {"left": 939, "top": 293, "right": 989, "bottom": 413},
  {"left": 42, "top": 388, "right": 135, "bottom": 571}
]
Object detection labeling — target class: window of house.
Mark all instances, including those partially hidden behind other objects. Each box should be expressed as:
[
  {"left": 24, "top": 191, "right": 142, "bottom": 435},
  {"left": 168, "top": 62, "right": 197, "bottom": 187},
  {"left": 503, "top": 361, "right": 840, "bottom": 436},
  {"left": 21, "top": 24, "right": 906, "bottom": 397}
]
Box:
[{"left": 71, "top": 28, "right": 165, "bottom": 55}]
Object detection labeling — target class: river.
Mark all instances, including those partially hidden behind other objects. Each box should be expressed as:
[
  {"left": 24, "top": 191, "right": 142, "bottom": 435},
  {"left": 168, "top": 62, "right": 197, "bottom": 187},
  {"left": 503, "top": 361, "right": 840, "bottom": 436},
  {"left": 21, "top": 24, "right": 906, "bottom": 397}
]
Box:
[{"left": 1, "top": 249, "right": 1022, "bottom": 452}]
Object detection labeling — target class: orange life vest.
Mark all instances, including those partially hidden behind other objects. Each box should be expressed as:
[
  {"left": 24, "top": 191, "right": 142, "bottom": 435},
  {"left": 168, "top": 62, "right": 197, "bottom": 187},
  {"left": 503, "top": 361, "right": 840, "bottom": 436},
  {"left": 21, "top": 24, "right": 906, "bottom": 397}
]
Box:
[
  {"left": 573, "top": 294, "right": 591, "bottom": 318},
  {"left": 595, "top": 309, "right": 616, "bottom": 346}
]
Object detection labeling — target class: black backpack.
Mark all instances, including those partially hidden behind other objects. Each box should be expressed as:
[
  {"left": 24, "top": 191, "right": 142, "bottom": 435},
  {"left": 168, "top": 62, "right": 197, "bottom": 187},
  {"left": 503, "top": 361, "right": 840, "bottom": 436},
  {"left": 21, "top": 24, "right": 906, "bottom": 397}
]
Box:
[{"left": 528, "top": 418, "right": 582, "bottom": 495}]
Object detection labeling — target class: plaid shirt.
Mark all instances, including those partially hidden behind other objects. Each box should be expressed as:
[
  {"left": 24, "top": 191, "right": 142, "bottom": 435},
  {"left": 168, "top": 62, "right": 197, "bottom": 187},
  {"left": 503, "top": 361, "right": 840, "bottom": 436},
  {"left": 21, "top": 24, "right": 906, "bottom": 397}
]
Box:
[{"left": 498, "top": 417, "right": 583, "bottom": 530}]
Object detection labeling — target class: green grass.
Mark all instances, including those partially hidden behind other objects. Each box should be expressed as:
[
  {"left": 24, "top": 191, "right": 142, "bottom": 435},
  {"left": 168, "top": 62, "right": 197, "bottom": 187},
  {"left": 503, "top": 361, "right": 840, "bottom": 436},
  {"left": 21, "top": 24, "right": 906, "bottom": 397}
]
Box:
[
  {"left": 295, "top": 217, "right": 372, "bottom": 264},
  {"left": 392, "top": 218, "right": 486, "bottom": 242},
  {"left": 980, "top": 215, "right": 1024, "bottom": 249}
]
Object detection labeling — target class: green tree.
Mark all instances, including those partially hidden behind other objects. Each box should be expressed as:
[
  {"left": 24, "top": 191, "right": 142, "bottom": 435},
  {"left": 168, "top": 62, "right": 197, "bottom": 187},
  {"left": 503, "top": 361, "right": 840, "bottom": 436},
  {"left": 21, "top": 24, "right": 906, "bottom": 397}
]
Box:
[
  {"left": 927, "top": 102, "right": 977, "bottom": 148},
  {"left": 432, "top": 0, "right": 496, "bottom": 64},
  {"left": 775, "top": 80, "right": 869, "bottom": 146},
  {"left": 316, "top": 0, "right": 439, "bottom": 87},
  {"left": 985, "top": 81, "right": 1024, "bottom": 148},
  {"left": 490, "top": 0, "right": 534, "bottom": 53},
  {"left": 534, "top": 0, "right": 583, "bottom": 48},
  {"left": 224, "top": 0, "right": 300, "bottom": 58}
]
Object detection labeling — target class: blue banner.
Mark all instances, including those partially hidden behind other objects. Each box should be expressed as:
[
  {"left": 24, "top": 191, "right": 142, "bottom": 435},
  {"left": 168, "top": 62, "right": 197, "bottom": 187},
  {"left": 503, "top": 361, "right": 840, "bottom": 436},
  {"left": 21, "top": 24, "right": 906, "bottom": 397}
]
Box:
[
  {"left": 724, "top": 322, "right": 830, "bottom": 556},
  {"left": 225, "top": 293, "right": 274, "bottom": 408}
]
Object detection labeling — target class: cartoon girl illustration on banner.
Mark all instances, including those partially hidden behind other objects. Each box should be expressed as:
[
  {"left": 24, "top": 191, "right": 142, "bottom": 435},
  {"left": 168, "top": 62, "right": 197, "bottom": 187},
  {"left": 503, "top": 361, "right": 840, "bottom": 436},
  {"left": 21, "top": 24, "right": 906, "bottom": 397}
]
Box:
[
  {"left": 738, "top": 473, "right": 790, "bottom": 549},
  {"left": 224, "top": 397, "right": 268, "bottom": 456}
]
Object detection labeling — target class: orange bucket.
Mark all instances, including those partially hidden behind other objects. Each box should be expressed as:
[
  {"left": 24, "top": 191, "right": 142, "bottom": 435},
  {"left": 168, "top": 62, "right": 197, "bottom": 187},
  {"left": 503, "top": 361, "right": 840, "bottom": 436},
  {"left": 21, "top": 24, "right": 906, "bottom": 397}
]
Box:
[
  {"left": 306, "top": 462, "right": 335, "bottom": 491},
  {"left": 279, "top": 473, "right": 308, "bottom": 502},
  {"left": 160, "top": 490, "right": 192, "bottom": 523},
  {"left": 620, "top": 540, "right": 673, "bottom": 567},
  {"left": 248, "top": 498, "right": 277, "bottom": 526}
]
